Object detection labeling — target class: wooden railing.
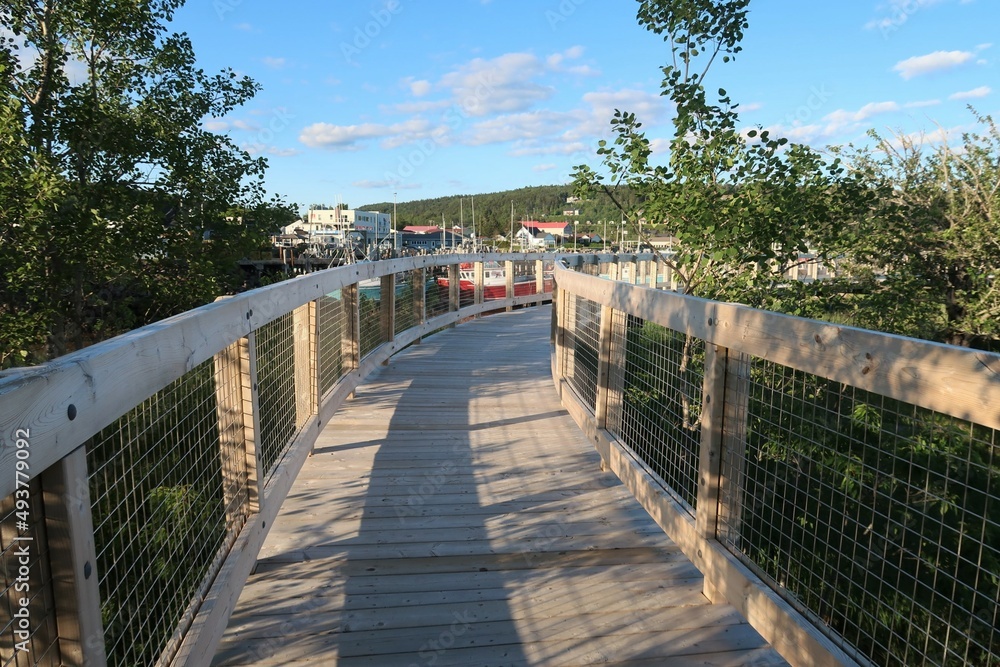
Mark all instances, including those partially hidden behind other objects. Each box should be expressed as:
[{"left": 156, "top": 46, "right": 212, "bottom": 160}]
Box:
[
  {"left": 551, "top": 254, "right": 1000, "bottom": 667},
  {"left": 0, "top": 253, "right": 553, "bottom": 667}
]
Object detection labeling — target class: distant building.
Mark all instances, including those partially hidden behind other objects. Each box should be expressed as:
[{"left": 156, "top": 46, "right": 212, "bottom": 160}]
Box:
[
  {"left": 400, "top": 229, "right": 465, "bottom": 252},
  {"left": 563, "top": 209, "right": 581, "bottom": 217},
  {"left": 515, "top": 221, "right": 572, "bottom": 249},
  {"left": 306, "top": 206, "right": 392, "bottom": 244}
]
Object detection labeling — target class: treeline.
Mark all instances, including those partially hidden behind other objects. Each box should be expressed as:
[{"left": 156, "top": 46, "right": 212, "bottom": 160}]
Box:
[{"left": 360, "top": 185, "right": 643, "bottom": 238}]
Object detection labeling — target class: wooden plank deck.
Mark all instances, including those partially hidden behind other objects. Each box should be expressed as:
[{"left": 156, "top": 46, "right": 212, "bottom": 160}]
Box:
[{"left": 213, "top": 306, "right": 788, "bottom": 666}]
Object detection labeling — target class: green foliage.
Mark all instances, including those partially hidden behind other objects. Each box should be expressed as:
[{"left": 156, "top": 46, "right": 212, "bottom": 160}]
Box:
[
  {"left": 830, "top": 116, "right": 1000, "bottom": 349},
  {"left": 573, "top": 0, "right": 869, "bottom": 304},
  {"left": 574, "top": 3, "right": 1000, "bottom": 665},
  {"left": 742, "top": 367, "right": 1000, "bottom": 666},
  {"left": 0, "top": 0, "right": 291, "bottom": 368},
  {"left": 88, "top": 361, "right": 229, "bottom": 667}
]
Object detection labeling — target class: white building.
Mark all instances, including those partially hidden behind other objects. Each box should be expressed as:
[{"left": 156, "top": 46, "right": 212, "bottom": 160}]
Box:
[{"left": 304, "top": 206, "right": 392, "bottom": 244}]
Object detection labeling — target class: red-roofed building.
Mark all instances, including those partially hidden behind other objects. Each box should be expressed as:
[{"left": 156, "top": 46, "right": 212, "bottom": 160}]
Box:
[{"left": 403, "top": 225, "right": 441, "bottom": 234}]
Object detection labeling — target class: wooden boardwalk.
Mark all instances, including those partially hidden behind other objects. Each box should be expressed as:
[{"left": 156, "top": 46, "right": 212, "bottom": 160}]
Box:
[{"left": 213, "top": 306, "right": 787, "bottom": 666}]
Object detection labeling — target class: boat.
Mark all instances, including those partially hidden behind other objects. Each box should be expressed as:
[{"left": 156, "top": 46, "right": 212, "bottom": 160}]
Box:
[{"left": 435, "top": 261, "right": 551, "bottom": 299}]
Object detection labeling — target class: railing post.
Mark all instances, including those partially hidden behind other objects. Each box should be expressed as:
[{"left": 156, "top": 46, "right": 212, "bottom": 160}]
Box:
[
  {"left": 293, "top": 301, "right": 318, "bottom": 426},
  {"left": 696, "top": 328, "right": 729, "bottom": 603},
  {"left": 342, "top": 283, "right": 361, "bottom": 372},
  {"left": 594, "top": 259, "right": 622, "bottom": 435},
  {"left": 550, "top": 270, "right": 563, "bottom": 394},
  {"left": 412, "top": 266, "right": 425, "bottom": 343},
  {"left": 240, "top": 334, "right": 264, "bottom": 511},
  {"left": 214, "top": 339, "right": 253, "bottom": 527},
  {"left": 505, "top": 259, "right": 515, "bottom": 312},
  {"left": 40, "top": 447, "right": 106, "bottom": 665},
  {"left": 474, "top": 260, "right": 484, "bottom": 315},
  {"left": 594, "top": 304, "right": 615, "bottom": 432},
  {"left": 535, "top": 258, "right": 545, "bottom": 297},
  {"left": 448, "top": 263, "right": 460, "bottom": 327},
  {"left": 380, "top": 273, "right": 396, "bottom": 360}
]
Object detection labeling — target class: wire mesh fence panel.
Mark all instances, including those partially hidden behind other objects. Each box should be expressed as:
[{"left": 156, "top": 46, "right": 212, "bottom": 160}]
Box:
[
  {"left": 718, "top": 358, "right": 1000, "bottom": 667},
  {"left": 482, "top": 262, "right": 507, "bottom": 302},
  {"left": 563, "top": 294, "right": 601, "bottom": 412},
  {"left": 317, "top": 293, "right": 346, "bottom": 396},
  {"left": 542, "top": 260, "right": 555, "bottom": 293},
  {"left": 358, "top": 294, "right": 383, "bottom": 359},
  {"left": 425, "top": 270, "right": 450, "bottom": 319},
  {"left": 255, "top": 313, "right": 298, "bottom": 478},
  {"left": 605, "top": 311, "right": 703, "bottom": 514},
  {"left": 0, "top": 480, "right": 59, "bottom": 667},
  {"left": 87, "top": 360, "right": 249, "bottom": 667},
  {"left": 394, "top": 274, "right": 417, "bottom": 334},
  {"left": 458, "top": 266, "right": 475, "bottom": 309}
]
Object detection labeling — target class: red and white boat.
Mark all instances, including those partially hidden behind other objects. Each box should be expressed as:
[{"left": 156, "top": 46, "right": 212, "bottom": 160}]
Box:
[{"left": 436, "top": 262, "right": 551, "bottom": 299}]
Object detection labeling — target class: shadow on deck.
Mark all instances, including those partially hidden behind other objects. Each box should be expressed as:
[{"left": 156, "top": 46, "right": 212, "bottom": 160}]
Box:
[{"left": 212, "top": 306, "right": 787, "bottom": 666}]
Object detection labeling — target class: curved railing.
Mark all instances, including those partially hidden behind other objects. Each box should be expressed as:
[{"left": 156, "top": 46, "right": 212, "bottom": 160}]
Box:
[
  {"left": 551, "top": 254, "right": 1000, "bottom": 667},
  {"left": 0, "top": 253, "right": 554, "bottom": 667}
]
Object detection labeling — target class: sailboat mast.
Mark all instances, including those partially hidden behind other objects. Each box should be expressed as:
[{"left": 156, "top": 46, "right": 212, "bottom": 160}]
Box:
[{"left": 471, "top": 196, "right": 477, "bottom": 252}]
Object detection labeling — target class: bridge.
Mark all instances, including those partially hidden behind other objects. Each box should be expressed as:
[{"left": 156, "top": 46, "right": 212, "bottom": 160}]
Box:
[{"left": 1, "top": 253, "right": 998, "bottom": 666}]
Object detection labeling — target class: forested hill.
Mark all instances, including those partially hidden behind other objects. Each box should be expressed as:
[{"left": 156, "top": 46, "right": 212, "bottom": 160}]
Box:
[{"left": 358, "top": 185, "right": 640, "bottom": 237}]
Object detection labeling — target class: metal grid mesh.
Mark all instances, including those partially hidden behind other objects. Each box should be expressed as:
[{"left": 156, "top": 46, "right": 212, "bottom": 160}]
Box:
[
  {"left": 394, "top": 273, "right": 418, "bottom": 334},
  {"left": 358, "top": 291, "right": 384, "bottom": 359},
  {"left": 317, "top": 293, "right": 346, "bottom": 396},
  {"left": 561, "top": 293, "right": 601, "bottom": 411},
  {"left": 0, "top": 480, "right": 59, "bottom": 667},
  {"left": 458, "top": 263, "right": 475, "bottom": 309},
  {"left": 482, "top": 262, "right": 507, "bottom": 302},
  {"left": 87, "top": 359, "right": 249, "bottom": 667},
  {"left": 719, "top": 357, "right": 1000, "bottom": 666},
  {"left": 254, "top": 313, "right": 299, "bottom": 478},
  {"left": 542, "top": 260, "right": 555, "bottom": 293},
  {"left": 425, "top": 270, "right": 450, "bottom": 318},
  {"left": 606, "top": 311, "right": 703, "bottom": 513},
  {"left": 512, "top": 259, "right": 544, "bottom": 298}
]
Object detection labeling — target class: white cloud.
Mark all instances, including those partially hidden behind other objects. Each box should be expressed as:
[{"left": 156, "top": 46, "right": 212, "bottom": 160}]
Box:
[
  {"left": 905, "top": 99, "right": 942, "bottom": 108},
  {"left": 299, "top": 118, "right": 447, "bottom": 150},
  {"left": 243, "top": 144, "right": 301, "bottom": 157},
  {"left": 439, "top": 52, "right": 553, "bottom": 117},
  {"left": 231, "top": 119, "right": 260, "bottom": 131},
  {"left": 950, "top": 86, "right": 991, "bottom": 100},
  {"left": 532, "top": 164, "right": 557, "bottom": 172},
  {"left": 410, "top": 79, "right": 432, "bottom": 97},
  {"left": 824, "top": 101, "right": 900, "bottom": 129},
  {"left": 262, "top": 56, "right": 287, "bottom": 70},
  {"left": 893, "top": 50, "right": 974, "bottom": 79},
  {"left": 204, "top": 119, "right": 230, "bottom": 132}
]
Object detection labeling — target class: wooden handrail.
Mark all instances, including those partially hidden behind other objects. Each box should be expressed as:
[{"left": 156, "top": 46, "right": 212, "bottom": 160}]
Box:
[
  {"left": 0, "top": 252, "right": 555, "bottom": 667},
  {"left": 551, "top": 255, "right": 1000, "bottom": 667}
]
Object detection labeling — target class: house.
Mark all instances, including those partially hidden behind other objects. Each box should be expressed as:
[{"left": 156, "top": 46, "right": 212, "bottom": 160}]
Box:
[
  {"left": 515, "top": 221, "right": 572, "bottom": 249},
  {"left": 306, "top": 205, "right": 392, "bottom": 244},
  {"left": 399, "top": 227, "right": 465, "bottom": 252}
]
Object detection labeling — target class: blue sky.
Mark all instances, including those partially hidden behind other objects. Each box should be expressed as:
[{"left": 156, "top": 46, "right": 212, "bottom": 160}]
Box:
[{"left": 174, "top": 0, "right": 998, "bottom": 212}]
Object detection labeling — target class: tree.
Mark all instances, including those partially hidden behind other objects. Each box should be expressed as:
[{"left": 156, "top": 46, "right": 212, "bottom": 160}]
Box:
[
  {"left": 572, "top": 0, "right": 865, "bottom": 306},
  {"left": 0, "top": 0, "right": 278, "bottom": 367},
  {"left": 831, "top": 117, "right": 1000, "bottom": 349}
]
